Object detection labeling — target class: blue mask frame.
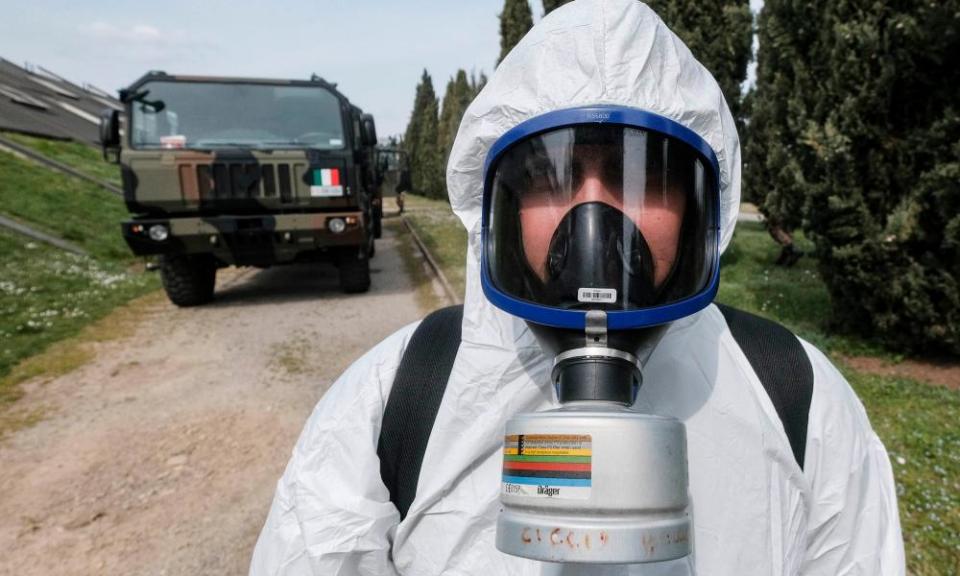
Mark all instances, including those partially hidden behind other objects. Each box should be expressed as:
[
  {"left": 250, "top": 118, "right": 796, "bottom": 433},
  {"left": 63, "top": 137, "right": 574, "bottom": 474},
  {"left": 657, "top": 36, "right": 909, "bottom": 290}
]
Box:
[{"left": 480, "top": 105, "right": 722, "bottom": 330}]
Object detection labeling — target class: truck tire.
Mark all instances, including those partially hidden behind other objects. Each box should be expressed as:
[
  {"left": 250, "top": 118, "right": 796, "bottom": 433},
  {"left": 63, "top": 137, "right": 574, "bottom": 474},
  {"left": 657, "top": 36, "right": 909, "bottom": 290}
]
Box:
[
  {"left": 338, "top": 250, "right": 371, "bottom": 294},
  {"left": 159, "top": 254, "right": 216, "bottom": 307}
]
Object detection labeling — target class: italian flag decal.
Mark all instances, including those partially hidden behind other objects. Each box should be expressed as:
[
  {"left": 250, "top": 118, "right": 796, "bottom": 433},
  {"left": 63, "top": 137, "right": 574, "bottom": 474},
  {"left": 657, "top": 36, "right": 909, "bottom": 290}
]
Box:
[
  {"left": 310, "top": 168, "right": 344, "bottom": 197},
  {"left": 315, "top": 168, "right": 340, "bottom": 186}
]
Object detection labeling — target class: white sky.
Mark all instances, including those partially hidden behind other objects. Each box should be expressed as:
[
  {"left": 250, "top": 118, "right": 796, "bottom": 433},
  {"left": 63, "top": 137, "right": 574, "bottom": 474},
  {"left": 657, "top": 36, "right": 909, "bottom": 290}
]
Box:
[
  {"left": 1, "top": 1, "right": 764, "bottom": 137},
  {"left": 745, "top": 0, "right": 764, "bottom": 90}
]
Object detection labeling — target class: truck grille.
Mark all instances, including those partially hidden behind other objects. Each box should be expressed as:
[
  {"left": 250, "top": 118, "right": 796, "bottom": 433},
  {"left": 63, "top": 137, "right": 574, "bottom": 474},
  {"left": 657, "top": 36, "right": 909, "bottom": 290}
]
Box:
[{"left": 180, "top": 162, "right": 297, "bottom": 202}]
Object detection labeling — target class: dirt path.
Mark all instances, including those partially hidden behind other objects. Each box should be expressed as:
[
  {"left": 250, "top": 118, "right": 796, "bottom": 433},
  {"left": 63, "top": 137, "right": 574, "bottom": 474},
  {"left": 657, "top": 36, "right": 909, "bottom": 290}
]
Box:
[
  {"left": 841, "top": 355, "right": 960, "bottom": 390},
  {"left": 0, "top": 225, "right": 431, "bottom": 576}
]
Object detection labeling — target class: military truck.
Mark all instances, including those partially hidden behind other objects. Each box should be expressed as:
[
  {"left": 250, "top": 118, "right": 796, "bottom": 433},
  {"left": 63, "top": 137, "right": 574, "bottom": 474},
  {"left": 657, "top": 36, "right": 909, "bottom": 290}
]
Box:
[{"left": 99, "top": 72, "right": 381, "bottom": 306}]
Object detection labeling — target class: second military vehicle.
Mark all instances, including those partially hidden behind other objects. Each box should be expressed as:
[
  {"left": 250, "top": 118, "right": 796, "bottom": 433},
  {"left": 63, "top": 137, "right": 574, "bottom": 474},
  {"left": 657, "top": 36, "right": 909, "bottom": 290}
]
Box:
[
  {"left": 375, "top": 147, "right": 411, "bottom": 214},
  {"left": 100, "top": 72, "right": 382, "bottom": 306}
]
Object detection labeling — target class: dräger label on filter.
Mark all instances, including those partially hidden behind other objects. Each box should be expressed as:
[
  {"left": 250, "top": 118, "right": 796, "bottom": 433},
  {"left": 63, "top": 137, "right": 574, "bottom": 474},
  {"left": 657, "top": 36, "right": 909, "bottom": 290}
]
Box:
[
  {"left": 577, "top": 288, "right": 616, "bottom": 303},
  {"left": 502, "top": 434, "right": 591, "bottom": 499}
]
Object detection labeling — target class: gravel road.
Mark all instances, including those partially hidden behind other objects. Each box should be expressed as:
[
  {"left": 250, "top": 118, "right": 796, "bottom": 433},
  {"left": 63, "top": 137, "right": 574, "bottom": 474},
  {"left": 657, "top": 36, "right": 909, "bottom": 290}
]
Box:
[{"left": 0, "top": 224, "right": 431, "bottom": 576}]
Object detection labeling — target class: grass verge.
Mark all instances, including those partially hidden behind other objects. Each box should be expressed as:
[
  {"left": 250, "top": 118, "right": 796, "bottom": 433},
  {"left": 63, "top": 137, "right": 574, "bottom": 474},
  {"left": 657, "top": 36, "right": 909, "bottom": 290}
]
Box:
[
  {"left": 717, "top": 221, "right": 894, "bottom": 358},
  {"left": 402, "top": 195, "right": 468, "bottom": 301},
  {"left": 0, "top": 230, "right": 159, "bottom": 404},
  {"left": 847, "top": 370, "right": 960, "bottom": 575},
  {"left": 399, "top": 193, "right": 960, "bottom": 575},
  {"left": 388, "top": 217, "right": 446, "bottom": 312},
  {"left": 0, "top": 147, "right": 132, "bottom": 260},
  {"left": 2, "top": 131, "right": 123, "bottom": 187}
]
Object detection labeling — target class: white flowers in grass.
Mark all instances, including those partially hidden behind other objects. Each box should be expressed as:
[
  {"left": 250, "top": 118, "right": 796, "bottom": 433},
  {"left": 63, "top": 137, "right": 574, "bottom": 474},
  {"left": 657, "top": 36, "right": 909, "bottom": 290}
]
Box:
[
  {"left": 0, "top": 281, "right": 27, "bottom": 296},
  {"left": 892, "top": 431, "right": 960, "bottom": 555},
  {"left": 3, "top": 250, "right": 145, "bottom": 336}
]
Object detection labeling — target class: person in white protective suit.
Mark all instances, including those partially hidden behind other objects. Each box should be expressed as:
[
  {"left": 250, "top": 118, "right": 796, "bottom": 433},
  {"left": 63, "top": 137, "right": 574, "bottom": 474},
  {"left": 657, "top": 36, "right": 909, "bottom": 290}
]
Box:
[{"left": 250, "top": 1, "right": 905, "bottom": 574}]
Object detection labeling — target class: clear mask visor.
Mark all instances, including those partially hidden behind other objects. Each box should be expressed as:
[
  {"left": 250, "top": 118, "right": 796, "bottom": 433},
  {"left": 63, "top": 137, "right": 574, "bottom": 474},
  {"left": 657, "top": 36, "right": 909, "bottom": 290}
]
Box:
[{"left": 486, "top": 124, "right": 718, "bottom": 311}]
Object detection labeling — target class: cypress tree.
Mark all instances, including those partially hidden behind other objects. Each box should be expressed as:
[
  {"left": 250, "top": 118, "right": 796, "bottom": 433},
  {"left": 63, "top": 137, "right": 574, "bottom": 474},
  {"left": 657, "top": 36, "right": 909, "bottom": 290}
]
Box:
[
  {"left": 403, "top": 70, "right": 444, "bottom": 199},
  {"left": 801, "top": 0, "right": 960, "bottom": 354},
  {"left": 402, "top": 70, "right": 426, "bottom": 193},
  {"left": 542, "top": 0, "right": 573, "bottom": 16},
  {"left": 742, "top": 0, "right": 826, "bottom": 261},
  {"left": 470, "top": 70, "right": 488, "bottom": 96},
  {"left": 470, "top": 72, "right": 484, "bottom": 112},
  {"left": 439, "top": 70, "right": 475, "bottom": 166},
  {"left": 418, "top": 97, "right": 445, "bottom": 199},
  {"left": 749, "top": 0, "right": 960, "bottom": 354},
  {"left": 498, "top": 0, "right": 534, "bottom": 65},
  {"left": 645, "top": 0, "right": 752, "bottom": 127},
  {"left": 438, "top": 76, "right": 459, "bottom": 164}
]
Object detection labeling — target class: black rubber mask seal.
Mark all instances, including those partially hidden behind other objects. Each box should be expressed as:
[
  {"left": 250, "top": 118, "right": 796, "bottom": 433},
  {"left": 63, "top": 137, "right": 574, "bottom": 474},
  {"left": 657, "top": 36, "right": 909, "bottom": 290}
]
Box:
[{"left": 523, "top": 202, "right": 674, "bottom": 309}]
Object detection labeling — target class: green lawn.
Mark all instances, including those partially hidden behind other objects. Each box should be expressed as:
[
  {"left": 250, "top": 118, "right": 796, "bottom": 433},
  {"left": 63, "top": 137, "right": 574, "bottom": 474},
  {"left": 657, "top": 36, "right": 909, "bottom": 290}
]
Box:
[
  {"left": 718, "top": 221, "right": 893, "bottom": 358},
  {"left": 400, "top": 192, "right": 960, "bottom": 575},
  {"left": 851, "top": 370, "right": 960, "bottom": 575},
  {"left": 0, "top": 146, "right": 132, "bottom": 260},
  {"left": 2, "top": 131, "right": 123, "bottom": 187}
]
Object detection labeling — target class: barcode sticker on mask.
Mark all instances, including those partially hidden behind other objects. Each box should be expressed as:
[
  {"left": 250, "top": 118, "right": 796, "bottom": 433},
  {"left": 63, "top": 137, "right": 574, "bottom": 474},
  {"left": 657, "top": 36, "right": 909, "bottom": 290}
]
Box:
[{"left": 577, "top": 288, "right": 617, "bottom": 303}]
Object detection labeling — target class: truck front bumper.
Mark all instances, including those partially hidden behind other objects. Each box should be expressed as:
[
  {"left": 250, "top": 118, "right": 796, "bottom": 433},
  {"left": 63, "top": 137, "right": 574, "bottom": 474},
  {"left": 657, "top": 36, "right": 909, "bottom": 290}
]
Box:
[{"left": 122, "top": 212, "right": 366, "bottom": 266}]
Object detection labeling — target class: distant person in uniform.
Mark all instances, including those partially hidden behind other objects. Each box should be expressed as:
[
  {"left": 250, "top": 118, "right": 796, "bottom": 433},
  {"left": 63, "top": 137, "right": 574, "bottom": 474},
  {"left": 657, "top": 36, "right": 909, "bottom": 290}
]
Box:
[{"left": 395, "top": 167, "right": 411, "bottom": 214}]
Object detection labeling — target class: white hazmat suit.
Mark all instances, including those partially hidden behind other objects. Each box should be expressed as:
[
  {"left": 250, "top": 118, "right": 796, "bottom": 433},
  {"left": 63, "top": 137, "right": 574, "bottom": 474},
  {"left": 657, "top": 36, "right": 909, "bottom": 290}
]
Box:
[{"left": 250, "top": 1, "right": 905, "bottom": 574}]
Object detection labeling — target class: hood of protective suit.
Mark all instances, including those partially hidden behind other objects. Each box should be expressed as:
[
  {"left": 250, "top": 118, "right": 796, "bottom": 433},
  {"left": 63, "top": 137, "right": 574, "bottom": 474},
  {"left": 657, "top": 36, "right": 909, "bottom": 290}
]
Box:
[{"left": 447, "top": 0, "right": 741, "bottom": 347}]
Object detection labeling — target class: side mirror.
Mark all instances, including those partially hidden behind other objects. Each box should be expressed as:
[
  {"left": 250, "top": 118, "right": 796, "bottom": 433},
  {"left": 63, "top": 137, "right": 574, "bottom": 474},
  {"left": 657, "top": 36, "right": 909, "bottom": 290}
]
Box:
[
  {"left": 99, "top": 108, "right": 121, "bottom": 163},
  {"left": 360, "top": 114, "right": 377, "bottom": 147}
]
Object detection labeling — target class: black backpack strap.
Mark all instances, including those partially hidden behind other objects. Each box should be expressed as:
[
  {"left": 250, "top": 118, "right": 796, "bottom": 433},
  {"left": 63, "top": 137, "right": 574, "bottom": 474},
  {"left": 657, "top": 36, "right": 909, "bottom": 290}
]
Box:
[
  {"left": 716, "top": 304, "right": 814, "bottom": 469},
  {"left": 378, "top": 305, "right": 463, "bottom": 521}
]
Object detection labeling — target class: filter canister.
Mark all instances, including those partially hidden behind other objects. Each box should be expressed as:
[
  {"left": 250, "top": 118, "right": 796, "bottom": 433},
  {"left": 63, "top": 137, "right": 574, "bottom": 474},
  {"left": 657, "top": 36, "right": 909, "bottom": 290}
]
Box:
[{"left": 496, "top": 407, "right": 690, "bottom": 564}]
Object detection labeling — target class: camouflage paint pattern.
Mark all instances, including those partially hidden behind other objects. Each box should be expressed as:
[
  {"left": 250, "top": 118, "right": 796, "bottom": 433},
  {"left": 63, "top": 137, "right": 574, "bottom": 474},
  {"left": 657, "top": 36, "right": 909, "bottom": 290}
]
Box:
[{"left": 117, "top": 72, "right": 379, "bottom": 267}]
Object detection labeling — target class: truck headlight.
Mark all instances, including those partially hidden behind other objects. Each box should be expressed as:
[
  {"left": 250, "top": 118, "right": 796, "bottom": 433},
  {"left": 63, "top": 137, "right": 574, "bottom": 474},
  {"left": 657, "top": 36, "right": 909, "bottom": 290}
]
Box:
[
  {"left": 328, "top": 218, "right": 346, "bottom": 234},
  {"left": 148, "top": 224, "right": 169, "bottom": 242}
]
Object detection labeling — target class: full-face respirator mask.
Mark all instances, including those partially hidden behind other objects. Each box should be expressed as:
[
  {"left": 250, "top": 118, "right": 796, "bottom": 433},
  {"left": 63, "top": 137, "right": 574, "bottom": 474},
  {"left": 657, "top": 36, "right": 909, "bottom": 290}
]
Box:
[{"left": 481, "top": 107, "right": 721, "bottom": 564}]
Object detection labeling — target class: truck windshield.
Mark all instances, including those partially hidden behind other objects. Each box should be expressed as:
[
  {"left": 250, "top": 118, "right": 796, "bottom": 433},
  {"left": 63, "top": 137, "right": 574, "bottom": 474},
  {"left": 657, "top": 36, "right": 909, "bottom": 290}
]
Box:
[{"left": 129, "top": 81, "right": 345, "bottom": 150}]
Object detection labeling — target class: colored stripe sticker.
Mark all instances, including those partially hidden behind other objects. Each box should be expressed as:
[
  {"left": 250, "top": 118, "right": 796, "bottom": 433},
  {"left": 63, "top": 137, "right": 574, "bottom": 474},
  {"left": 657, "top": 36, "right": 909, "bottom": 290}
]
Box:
[
  {"left": 501, "top": 433, "right": 592, "bottom": 500},
  {"left": 503, "top": 448, "right": 591, "bottom": 456},
  {"left": 503, "top": 455, "right": 592, "bottom": 463},
  {"left": 505, "top": 435, "right": 592, "bottom": 441},
  {"left": 502, "top": 469, "right": 591, "bottom": 479},
  {"left": 503, "top": 461, "right": 591, "bottom": 472},
  {"left": 502, "top": 476, "right": 592, "bottom": 487}
]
